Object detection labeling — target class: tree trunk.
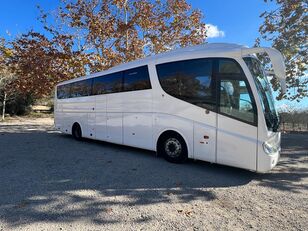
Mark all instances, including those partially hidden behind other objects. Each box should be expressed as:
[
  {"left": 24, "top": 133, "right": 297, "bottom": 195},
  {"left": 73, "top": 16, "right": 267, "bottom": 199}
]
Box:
[{"left": 2, "top": 92, "right": 7, "bottom": 121}]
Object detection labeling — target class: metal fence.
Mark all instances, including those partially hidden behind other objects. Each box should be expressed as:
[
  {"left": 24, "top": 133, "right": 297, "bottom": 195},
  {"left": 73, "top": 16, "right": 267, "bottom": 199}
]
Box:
[{"left": 280, "top": 122, "right": 308, "bottom": 132}]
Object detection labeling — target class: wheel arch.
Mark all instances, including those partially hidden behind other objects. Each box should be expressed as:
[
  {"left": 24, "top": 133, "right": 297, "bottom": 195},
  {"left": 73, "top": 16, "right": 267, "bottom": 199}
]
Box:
[
  {"left": 71, "top": 121, "right": 82, "bottom": 135},
  {"left": 155, "top": 128, "right": 191, "bottom": 157}
]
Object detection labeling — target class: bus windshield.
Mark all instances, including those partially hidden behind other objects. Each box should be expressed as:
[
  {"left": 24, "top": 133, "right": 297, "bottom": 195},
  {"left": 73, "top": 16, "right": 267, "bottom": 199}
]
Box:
[{"left": 244, "top": 57, "right": 279, "bottom": 132}]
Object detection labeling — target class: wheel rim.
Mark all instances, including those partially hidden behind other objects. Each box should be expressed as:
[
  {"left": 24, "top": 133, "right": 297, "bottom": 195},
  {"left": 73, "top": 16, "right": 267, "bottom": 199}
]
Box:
[{"left": 164, "top": 138, "right": 182, "bottom": 158}]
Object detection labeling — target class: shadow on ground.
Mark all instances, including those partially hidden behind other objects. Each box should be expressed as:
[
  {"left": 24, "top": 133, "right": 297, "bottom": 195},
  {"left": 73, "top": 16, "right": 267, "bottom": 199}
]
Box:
[{"left": 0, "top": 125, "right": 307, "bottom": 227}]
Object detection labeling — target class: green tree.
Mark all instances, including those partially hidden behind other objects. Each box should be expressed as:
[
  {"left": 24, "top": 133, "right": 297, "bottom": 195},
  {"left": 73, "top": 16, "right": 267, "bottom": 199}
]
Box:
[{"left": 258, "top": 0, "right": 308, "bottom": 101}]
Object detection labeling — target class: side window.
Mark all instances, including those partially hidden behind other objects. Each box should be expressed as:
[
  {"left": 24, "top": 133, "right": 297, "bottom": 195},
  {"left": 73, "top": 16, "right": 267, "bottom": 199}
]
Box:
[
  {"left": 218, "top": 59, "right": 257, "bottom": 124},
  {"left": 70, "top": 79, "right": 92, "bottom": 98},
  {"left": 57, "top": 84, "right": 71, "bottom": 99},
  {"left": 105, "top": 72, "right": 123, "bottom": 93},
  {"left": 123, "top": 66, "right": 151, "bottom": 91},
  {"left": 93, "top": 72, "right": 123, "bottom": 95},
  {"left": 93, "top": 76, "right": 108, "bottom": 95},
  {"left": 156, "top": 59, "right": 215, "bottom": 110},
  {"left": 219, "top": 59, "right": 241, "bottom": 74}
]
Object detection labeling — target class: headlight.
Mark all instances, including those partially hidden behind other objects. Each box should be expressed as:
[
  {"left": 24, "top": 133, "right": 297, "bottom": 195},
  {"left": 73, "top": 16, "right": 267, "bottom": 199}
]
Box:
[
  {"left": 263, "top": 141, "right": 279, "bottom": 154},
  {"left": 263, "top": 141, "right": 273, "bottom": 154}
]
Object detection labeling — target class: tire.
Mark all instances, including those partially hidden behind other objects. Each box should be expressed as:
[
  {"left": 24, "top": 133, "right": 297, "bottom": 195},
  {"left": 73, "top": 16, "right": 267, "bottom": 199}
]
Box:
[
  {"left": 158, "top": 133, "right": 188, "bottom": 163},
  {"left": 72, "top": 123, "right": 82, "bottom": 140}
]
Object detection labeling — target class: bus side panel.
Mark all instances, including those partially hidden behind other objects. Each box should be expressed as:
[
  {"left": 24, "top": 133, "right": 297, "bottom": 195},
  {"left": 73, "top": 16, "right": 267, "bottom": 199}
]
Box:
[
  {"left": 55, "top": 100, "right": 72, "bottom": 134},
  {"left": 106, "top": 112, "right": 123, "bottom": 144},
  {"left": 58, "top": 97, "right": 95, "bottom": 138},
  {"left": 95, "top": 95, "right": 107, "bottom": 141},
  {"left": 123, "top": 113, "right": 153, "bottom": 150},
  {"left": 95, "top": 111, "right": 107, "bottom": 140},
  {"left": 85, "top": 96, "right": 96, "bottom": 138},
  {"left": 55, "top": 112, "right": 70, "bottom": 134},
  {"left": 107, "top": 93, "right": 123, "bottom": 144},
  {"left": 193, "top": 121, "right": 216, "bottom": 163},
  {"left": 63, "top": 112, "right": 73, "bottom": 134},
  {"left": 54, "top": 99, "right": 63, "bottom": 131},
  {"left": 122, "top": 89, "right": 153, "bottom": 150}
]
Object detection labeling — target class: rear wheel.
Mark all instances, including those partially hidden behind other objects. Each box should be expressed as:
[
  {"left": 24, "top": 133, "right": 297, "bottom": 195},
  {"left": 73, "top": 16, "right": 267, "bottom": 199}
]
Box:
[
  {"left": 72, "top": 123, "right": 82, "bottom": 140},
  {"left": 158, "top": 133, "right": 188, "bottom": 163}
]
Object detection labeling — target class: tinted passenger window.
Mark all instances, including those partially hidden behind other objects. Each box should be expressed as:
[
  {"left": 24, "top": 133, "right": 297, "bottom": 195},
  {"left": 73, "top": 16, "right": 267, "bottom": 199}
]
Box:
[
  {"left": 219, "top": 59, "right": 241, "bottom": 74},
  {"left": 93, "top": 75, "right": 108, "bottom": 95},
  {"left": 57, "top": 84, "right": 71, "bottom": 99},
  {"left": 93, "top": 72, "right": 123, "bottom": 95},
  {"left": 105, "top": 72, "right": 123, "bottom": 93},
  {"left": 156, "top": 59, "right": 215, "bottom": 110},
  {"left": 124, "top": 66, "right": 151, "bottom": 91},
  {"left": 70, "top": 79, "right": 92, "bottom": 98}
]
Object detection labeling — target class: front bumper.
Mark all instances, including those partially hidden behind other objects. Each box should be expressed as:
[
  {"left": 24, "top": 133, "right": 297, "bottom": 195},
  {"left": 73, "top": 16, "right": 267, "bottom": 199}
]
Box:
[{"left": 257, "top": 151, "right": 280, "bottom": 173}]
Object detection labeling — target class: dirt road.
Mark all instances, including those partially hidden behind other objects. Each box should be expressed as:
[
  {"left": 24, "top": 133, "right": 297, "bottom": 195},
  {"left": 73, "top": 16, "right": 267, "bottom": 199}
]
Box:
[{"left": 0, "top": 118, "right": 307, "bottom": 230}]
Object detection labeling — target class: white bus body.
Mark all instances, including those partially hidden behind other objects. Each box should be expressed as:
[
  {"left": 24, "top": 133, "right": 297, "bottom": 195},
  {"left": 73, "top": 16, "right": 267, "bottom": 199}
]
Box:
[{"left": 54, "top": 43, "right": 286, "bottom": 172}]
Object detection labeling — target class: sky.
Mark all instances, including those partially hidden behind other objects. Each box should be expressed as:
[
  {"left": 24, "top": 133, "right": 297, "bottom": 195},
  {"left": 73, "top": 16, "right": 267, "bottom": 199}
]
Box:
[
  {"left": 0, "top": 0, "right": 277, "bottom": 46},
  {"left": 0, "top": 0, "right": 306, "bottom": 110}
]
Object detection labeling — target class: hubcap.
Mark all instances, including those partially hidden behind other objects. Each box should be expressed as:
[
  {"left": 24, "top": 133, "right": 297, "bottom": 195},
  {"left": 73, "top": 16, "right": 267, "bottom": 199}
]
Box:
[{"left": 165, "top": 138, "right": 182, "bottom": 158}]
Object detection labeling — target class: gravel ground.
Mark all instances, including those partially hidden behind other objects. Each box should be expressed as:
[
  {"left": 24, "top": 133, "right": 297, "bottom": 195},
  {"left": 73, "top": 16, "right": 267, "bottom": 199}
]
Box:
[{"left": 0, "top": 117, "right": 307, "bottom": 231}]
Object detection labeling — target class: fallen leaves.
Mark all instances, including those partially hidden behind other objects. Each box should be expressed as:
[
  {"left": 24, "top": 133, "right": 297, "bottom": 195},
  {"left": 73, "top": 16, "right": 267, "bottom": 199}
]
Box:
[
  {"left": 105, "top": 207, "right": 113, "bottom": 214},
  {"left": 177, "top": 209, "right": 194, "bottom": 217}
]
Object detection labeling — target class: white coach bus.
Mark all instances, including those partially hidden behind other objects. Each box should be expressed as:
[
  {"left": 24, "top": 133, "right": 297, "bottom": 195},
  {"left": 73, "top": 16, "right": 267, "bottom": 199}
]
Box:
[{"left": 54, "top": 43, "right": 286, "bottom": 172}]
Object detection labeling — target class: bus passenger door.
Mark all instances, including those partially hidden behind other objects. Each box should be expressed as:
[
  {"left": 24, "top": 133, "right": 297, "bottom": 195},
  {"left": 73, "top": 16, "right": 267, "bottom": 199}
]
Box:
[{"left": 216, "top": 72, "right": 258, "bottom": 170}]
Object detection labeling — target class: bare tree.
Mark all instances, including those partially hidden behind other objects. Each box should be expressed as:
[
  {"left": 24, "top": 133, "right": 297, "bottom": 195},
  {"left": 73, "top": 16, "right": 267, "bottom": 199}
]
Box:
[
  {"left": 0, "top": 38, "right": 17, "bottom": 120},
  {"left": 0, "top": 68, "right": 16, "bottom": 120}
]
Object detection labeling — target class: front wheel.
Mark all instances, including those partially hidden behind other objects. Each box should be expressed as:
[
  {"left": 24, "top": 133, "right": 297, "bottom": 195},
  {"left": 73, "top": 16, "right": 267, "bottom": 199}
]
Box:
[{"left": 159, "top": 134, "right": 188, "bottom": 163}]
